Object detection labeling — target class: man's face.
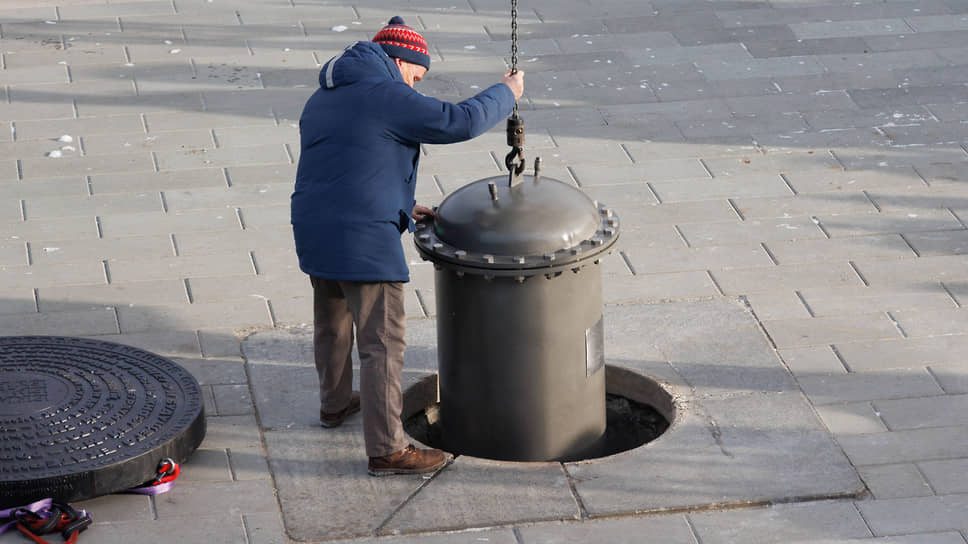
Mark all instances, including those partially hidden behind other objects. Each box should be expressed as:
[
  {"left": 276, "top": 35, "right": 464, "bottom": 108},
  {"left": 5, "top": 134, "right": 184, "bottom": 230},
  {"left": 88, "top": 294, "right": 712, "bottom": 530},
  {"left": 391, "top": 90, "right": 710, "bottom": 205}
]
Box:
[{"left": 394, "top": 58, "right": 427, "bottom": 88}]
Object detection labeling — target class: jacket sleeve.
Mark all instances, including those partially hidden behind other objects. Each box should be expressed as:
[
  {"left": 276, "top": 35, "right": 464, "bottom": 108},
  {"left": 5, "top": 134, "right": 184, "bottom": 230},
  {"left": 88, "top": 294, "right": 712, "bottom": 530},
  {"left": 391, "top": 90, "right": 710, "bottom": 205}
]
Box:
[{"left": 384, "top": 82, "right": 516, "bottom": 145}]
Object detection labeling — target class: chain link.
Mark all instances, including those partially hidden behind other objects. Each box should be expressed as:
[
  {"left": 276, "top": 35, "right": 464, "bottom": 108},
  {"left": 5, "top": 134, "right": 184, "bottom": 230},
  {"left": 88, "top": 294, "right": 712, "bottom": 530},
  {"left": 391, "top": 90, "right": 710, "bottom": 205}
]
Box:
[{"left": 510, "top": 0, "right": 518, "bottom": 116}]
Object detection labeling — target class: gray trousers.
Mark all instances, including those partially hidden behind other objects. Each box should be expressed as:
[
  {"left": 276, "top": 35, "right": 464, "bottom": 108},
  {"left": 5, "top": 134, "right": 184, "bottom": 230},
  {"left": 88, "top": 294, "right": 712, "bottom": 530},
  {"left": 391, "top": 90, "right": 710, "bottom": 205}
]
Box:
[{"left": 311, "top": 277, "right": 408, "bottom": 458}]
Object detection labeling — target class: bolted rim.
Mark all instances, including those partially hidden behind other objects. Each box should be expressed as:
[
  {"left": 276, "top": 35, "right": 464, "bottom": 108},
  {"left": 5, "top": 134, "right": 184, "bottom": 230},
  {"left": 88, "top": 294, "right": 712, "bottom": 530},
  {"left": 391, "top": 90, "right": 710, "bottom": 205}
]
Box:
[{"left": 414, "top": 175, "right": 620, "bottom": 276}]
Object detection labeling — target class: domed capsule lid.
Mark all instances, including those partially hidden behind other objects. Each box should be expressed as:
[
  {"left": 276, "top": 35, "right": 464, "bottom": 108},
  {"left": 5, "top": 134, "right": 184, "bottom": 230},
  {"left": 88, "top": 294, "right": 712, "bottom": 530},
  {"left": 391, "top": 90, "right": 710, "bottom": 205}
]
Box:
[{"left": 414, "top": 175, "right": 620, "bottom": 273}]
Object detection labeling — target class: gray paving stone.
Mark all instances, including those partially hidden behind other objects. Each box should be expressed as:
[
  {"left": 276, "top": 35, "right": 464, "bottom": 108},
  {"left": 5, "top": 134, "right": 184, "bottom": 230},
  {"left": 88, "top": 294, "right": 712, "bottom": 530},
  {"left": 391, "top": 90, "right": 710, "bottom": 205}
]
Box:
[
  {"left": 187, "top": 273, "right": 306, "bottom": 304},
  {"left": 570, "top": 424, "right": 860, "bottom": 516},
  {"left": 601, "top": 98, "right": 732, "bottom": 125},
  {"left": 173, "top": 356, "right": 247, "bottom": 386},
  {"left": 779, "top": 345, "right": 849, "bottom": 375},
  {"left": 24, "top": 193, "right": 163, "bottom": 219},
  {"left": 98, "top": 210, "right": 243, "bottom": 237},
  {"left": 570, "top": 160, "right": 710, "bottom": 185},
  {"left": 906, "top": 13, "right": 968, "bottom": 32},
  {"left": 175, "top": 226, "right": 294, "bottom": 255},
  {"left": 13, "top": 114, "right": 144, "bottom": 141},
  {"left": 853, "top": 255, "right": 968, "bottom": 286},
  {"left": 688, "top": 501, "right": 871, "bottom": 544},
  {"left": 179, "top": 448, "right": 233, "bottom": 482},
  {"left": 4, "top": 217, "right": 100, "bottom": 250},
  {"left": 798, "top": 368, "right": 944, "bottom": 405},
  {"left": 108, "top": 252, "right": 255, "bottom": 282},
  {"left": 696, "top": 55, "right": 827, "bottom": 80},
  {"left": 223, "top": 164, "right": 297, "bottom": 186},
  {"left": 154, "top": 479, "right": 278, "bottom": 519},
  {"left": 557, "top": 31, "right": 678, "bottom": 54},
  {"left": 651, "top": 76, "right": 780, "bottom": 102},
  {"left": 892, "top": 308, "right": 968, "bottom": 337},
  {"left": 711, "top": 263, "right": 863, "bottom": 295},
  {"left": 82, "top": 129, "right": 215, "bottom": 156},
  {"left": 858, "top": 464, "right": 934, "bottom": 500},
  {"left": 790, "top": 18, "right": 913, "bottom": 39},
  {"left": 73, "top": 494, "right": 152, "bottom": 523},
  {"left": 329, "top": 529, "right": 517, "bottom": 544},
  {"left": 0, "top": 64, "right": 68, "bottom": 86},
  {"left": 0, "top": 243, "right": 27, "bottom": 267},
  {"left": 76, "top": 92, "right": 206, "bottom": 118},
  {"left": 839, "top": 426, "right": 968, "bottom": 465},
  {"left": 602, "top": 270, "right": 719, "bottom": 303},
  {"left": 0, "top": 261, "right": 106, "bottom": 289},
  {"left": 819, "top": 210, "right": 963, "bottom": 238},
  {"left": 0, "top": 177, "right": 87, "bottom": 199},
  {"left": 197, "top": 328, "right": 243, "bottom": 358},
  {"left": 798, "top": 285, "right": 957, "bottom": 317},
  {"left": 517, "top": 515, "right": 695, "bottom": 544},
  {"left": 745, "top": 36, "right": 871, "bottom": 58},
  {"left": 237, "top": 205, "right": 290, "bottom": 229},
  {"left": 902, "top": 230, "right": 968, "bottom": 256},
  {"left": 37, "top": 280, "right": 188, "bottom": 311},
  {"left": 212, "top": 383, "right": 254, "bottom": 416},
  {"left": 117, "top": 299, "right": 271, "bottom": 333},
  {"left": 0, "top": 307, "right": 118, "bottom": 335},
  {"left": 622, "top": 245, "right": 773, "bottom": 275},
  {"left": 918, "top": 458, "right": 968, "bottom": 495},
  {"left": 382, "top": 457, "right": 579, "bottom": 534},
  {"left": 0, "top": 288, "right": 35, "bottom": 315},
  {"left": 875, "top": 394, "right": 968, "bottom": 431},
  {"left": 930, "top": 361, "right": 968, "bottom": 394},
  {"left": 650, "top": 175, "right": 793, "bottom": 203},
  {"left": 849, "top": 85, "right": 968, "bottom": 110},
  {"left": 262, "top": 427, "right": 426, "bottom": 541},
  {"left": 783, "top": 168, "right": 926, "bottom": 195},
  {"left": 143, "top": 111, "right": 276, "bottom": 133},
  {"left": 857, "top": 494, "right": 968, "bottom": 536},
  {"left": 802, "top": 106, "right": 936, "bottom": 132},
  {"left": 728, "top": 91, "right": 858, "bottom": 118},
  {"left": 835, "top": 335, "right": 968, "bottom": 373},
  {"left": 815, "top": 402, "right": 889, "bottom": 435},
  {"left": 91, "top": 168, "right": 227, "bottom": 194},
  {"left": 30, "top": 235, "right": 174, "bottom": 264},
  {"left": 678, "top": 117, "right": 808, "bottom": 142},
  {"left": 20, "top": 152, "right": 155, "bottom": 180},
  {"left": 154, "top": 144, "right": 289, "bottom": 171},
  {"left": 594, "top": 199, "right": 737, "bottom": 225},
  {"left": 765, "top": 235, "right": 917, "bottom": 266},
  {"left": 242, "top": 512, "right": 287, "bottom": 544},
  {"left": 731, "top": 193, "right": 878, "bottom": 220},
  {"left": 764, "top": 314, "right": 901, "bottom": 349},
  {"left": 677, "top": 217, "right": 826, "bottom": 247}
]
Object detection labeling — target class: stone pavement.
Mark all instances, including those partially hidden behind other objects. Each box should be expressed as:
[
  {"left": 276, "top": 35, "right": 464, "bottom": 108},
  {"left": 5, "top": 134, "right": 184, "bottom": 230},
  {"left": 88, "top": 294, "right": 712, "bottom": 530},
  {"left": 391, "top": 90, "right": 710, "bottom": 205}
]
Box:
[{"left": 1, "top": 0, "right": 967, "bottom": 542}]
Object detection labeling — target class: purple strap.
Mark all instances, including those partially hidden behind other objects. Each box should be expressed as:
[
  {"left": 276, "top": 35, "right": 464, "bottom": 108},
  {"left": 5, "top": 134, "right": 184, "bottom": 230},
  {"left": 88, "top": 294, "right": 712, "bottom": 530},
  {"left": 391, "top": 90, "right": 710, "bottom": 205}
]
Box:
[
  {"left": 0, "top": 498, "right": 53, "bottom": 536},
  {"left": 0, "top": 498, "right": 89, "bottom": 536},
  {"left": 122, "top": 481, "right": 177, "bottom": 496}
]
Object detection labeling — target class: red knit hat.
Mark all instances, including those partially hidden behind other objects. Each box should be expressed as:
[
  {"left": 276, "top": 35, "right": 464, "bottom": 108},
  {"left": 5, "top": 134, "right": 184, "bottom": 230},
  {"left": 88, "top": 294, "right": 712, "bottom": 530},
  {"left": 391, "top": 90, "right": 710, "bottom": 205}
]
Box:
[{"left": 372, "top": 16, "right": 430, "bottom": 71}]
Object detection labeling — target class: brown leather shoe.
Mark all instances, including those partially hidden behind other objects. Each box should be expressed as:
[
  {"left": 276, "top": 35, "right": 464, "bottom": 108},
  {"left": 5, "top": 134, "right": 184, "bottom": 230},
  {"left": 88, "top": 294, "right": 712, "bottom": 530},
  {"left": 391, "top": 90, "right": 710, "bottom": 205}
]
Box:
[
  {"left": 320, "top": 391, "right": 360, "bottom": 428},
  {"left": 368, "top": 444, "right": 448, "bottom": 476}
]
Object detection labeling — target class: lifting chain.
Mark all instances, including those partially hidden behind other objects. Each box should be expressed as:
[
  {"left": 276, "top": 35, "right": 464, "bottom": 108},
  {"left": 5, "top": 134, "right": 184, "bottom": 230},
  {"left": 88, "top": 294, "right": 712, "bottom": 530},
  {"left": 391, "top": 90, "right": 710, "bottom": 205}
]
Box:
[{"left": 504, "top": 0, "right": 526, "bottom": 185}]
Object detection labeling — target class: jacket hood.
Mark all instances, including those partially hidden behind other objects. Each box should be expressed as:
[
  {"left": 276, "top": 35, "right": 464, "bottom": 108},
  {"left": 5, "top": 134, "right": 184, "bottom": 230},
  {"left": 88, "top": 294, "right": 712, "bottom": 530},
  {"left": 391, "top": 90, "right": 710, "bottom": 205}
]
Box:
[{"left": 319, "top": 41, "right": 403, "bottom": 89}]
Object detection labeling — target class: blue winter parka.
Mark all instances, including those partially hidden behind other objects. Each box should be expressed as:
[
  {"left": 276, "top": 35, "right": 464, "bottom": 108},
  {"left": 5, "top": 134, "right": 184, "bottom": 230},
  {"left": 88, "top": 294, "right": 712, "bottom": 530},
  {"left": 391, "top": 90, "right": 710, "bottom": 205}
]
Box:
[{"left": 291, "top": 41, "right": 515, "bottom": 282}]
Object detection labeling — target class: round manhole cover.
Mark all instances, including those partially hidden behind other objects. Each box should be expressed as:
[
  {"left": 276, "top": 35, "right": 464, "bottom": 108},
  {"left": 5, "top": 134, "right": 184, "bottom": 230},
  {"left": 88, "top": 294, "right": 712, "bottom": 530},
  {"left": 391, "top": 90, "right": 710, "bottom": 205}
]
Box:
[{"left": 0, "top": 336, "right": 206, "bottom": 508}]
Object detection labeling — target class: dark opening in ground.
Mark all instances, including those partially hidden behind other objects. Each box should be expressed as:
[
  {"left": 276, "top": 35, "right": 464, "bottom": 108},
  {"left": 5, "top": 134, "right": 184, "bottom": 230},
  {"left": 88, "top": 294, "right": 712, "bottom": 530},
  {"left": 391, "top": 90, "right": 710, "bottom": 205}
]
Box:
[{"left": 404, "top": 393, "right": 670, "bottom": 462}]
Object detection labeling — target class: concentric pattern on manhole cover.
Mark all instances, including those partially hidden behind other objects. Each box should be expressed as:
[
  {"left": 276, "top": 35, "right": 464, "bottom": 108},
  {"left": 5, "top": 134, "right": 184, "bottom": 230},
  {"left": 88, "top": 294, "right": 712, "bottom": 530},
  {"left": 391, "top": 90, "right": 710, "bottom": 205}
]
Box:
[{"left": 0, "top": 336, "right": 206, "bottom": 507}]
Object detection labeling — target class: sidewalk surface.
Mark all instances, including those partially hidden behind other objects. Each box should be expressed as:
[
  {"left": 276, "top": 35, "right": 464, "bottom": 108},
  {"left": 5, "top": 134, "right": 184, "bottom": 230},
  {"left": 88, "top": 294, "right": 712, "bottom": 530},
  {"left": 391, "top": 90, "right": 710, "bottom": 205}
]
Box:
[{"left": 1, "top": 0, "right": 967, "bottom": 542}]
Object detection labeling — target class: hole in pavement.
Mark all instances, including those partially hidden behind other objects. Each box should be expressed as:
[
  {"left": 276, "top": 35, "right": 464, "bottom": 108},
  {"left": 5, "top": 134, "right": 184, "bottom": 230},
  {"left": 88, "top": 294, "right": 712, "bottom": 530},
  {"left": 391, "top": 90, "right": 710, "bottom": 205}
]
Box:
[{"left": 402, "top": 365, "right": 674, "bottom": 462}]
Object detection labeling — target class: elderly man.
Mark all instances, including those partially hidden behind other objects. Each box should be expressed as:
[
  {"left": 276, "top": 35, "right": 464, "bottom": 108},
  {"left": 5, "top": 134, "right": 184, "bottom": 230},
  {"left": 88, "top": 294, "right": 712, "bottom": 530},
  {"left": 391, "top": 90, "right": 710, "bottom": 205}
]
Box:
[{"left": 291, "top": 16, "right": 524, "bottom": 476}]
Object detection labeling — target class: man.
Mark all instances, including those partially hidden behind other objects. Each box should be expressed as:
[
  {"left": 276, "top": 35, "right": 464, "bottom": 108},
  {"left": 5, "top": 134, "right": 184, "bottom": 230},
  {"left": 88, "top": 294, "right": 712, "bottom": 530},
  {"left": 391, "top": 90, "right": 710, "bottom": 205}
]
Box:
[{"left": 291, "top": 16, "right": 524, "bottom": 476}]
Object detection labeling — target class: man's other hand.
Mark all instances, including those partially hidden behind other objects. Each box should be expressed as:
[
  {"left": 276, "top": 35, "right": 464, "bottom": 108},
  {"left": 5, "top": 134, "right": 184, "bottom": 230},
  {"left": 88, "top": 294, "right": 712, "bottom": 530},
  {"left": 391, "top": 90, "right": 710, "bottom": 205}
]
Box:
[
  {"left": 412, "top": 204, "right": 435, "bottom": 222},
  {"left": 501, "top": 70, "right": 524, "bottom": 101}
]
